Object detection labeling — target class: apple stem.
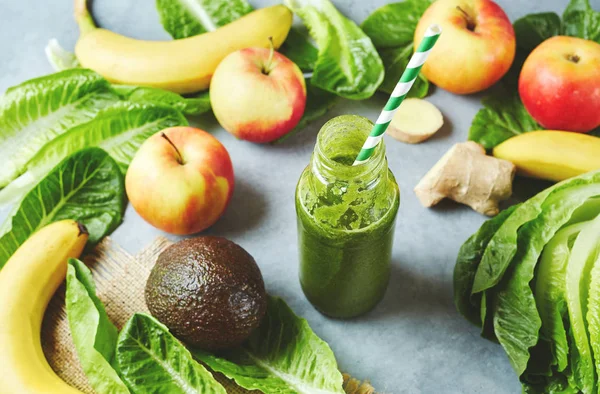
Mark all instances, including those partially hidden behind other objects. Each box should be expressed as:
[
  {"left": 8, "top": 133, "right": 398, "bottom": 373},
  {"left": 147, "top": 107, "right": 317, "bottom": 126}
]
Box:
[
  {"left": 263, "top": 36, "right": 275, "bottom": 75},
  {"left": 161, "top": 132, "right": 184, "bottom": 165},
  {"left": 456, "top": 6, "right": 476, "bottom": 31}
]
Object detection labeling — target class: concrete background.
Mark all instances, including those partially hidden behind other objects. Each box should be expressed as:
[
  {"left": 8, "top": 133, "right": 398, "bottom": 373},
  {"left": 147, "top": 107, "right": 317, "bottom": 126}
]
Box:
[{"left": 1, "top": 0, "right": 597, "bottom": 392}]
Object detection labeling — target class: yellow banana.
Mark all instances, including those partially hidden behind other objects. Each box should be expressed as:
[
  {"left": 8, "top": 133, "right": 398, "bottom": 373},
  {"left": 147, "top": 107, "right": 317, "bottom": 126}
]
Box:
[
  {"left": 74, "top": 0, "right": 293, "bottom": 94},
  {"left": 0, "top": 220, "right": 89, "bottom": 394},
  {"left": 493, "top": 130, "right": 600, "bottom": 182}
]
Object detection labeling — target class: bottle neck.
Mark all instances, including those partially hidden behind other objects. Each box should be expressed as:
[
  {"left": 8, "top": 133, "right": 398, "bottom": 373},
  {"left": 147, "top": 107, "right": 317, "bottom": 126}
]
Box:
[{"left": 311, "top": 115, "right": 387, "bottom": 186}]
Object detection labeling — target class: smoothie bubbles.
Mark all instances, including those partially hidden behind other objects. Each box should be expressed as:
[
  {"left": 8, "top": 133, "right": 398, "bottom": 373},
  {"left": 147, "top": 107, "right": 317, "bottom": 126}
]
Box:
[{"left": 295, "top": 25, "right": 441, "bottom": 318}]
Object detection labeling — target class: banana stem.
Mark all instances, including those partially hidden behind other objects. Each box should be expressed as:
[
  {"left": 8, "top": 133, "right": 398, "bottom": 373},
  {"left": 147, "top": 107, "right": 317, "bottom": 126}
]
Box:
[{"left": 74, "top": 0, "right": 97, "bottom": 35}]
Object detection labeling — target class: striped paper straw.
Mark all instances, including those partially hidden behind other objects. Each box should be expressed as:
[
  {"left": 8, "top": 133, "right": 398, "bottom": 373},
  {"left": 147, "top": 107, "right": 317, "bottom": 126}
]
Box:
[{"left": 353, "top": 24, "right": 442, "bottom": 166}]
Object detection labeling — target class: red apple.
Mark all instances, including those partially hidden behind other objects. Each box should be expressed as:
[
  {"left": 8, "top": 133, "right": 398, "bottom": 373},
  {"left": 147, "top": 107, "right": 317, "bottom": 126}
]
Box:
[
  {"left": 415, "top": 0, "right": 515, "bottom": 95},
  {"left": 210, "top": 46, "right": 306, "bottom": 143},
  {"left": 519, "top": 36, "right": 600, "bottom": 133},
  {"left": 126, "top": 127, "right": 234, "bottom": 235}
]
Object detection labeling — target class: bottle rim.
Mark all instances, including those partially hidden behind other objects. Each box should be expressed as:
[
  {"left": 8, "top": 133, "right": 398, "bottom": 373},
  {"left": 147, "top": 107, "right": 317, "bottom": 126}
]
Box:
[{"left": 313, "top": 115, "right": 386, "bottom": 183}]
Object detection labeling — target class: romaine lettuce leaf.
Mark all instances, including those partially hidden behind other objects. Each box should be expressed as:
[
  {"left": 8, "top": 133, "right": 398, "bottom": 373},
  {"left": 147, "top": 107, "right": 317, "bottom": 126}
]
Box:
[
  {"left": 28, "top": 102, "right": 187, "bottom": 173},
  {"left": 586, "top": 227, "right": 600, "bottom": 391},
  {"left": 535, "top": 223, "right": 587, "bottom": 373},
  {"left": 278, "top": 28, "right": 318, "bottom": 72},
  {"left": 488, "top": 178, "right": 600, "bottom": 376},
  {"left": 192, "top": 296, "right": 345, "bottom": 394},
  {"left": 113, "top": 86, "right": 211, "bottom": 116},
  {"left": 564, "top": 213, "right": 600, "bottom": 393},
  {"left": 0, "top": 148, "right": 125, "bottom": 269},
  {"left": 0, "top": 102, "right": 186, "bottom": 205},
  {"left": 285, "top": 0, "right": 384, "bottom": 100},
  {"left": 361, "top": 0, "right": 432, "bottom": 96},
  {"left": 66, "top": 258, "right": 130, "bottom": 394},
  {"left": 45, "top": 39, "right": 80, "bottom": 71},
  {"left": 474, "top": 173, "right": 600, "bottom": 294},
  {"left": 116, "top": 313, "right": 226, "bottom": 394},
  {"left": 0, "top": 69, "right": 119, "bottom": 188}
]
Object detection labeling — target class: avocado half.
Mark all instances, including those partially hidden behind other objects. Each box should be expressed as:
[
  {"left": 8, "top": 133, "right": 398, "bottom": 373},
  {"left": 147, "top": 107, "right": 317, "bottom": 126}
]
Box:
[{"left": 145, "top": 236, "right": 267, "bottom": 350}]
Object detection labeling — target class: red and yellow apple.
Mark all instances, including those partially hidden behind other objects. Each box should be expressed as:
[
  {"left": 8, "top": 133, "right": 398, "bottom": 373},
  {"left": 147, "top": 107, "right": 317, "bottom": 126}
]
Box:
[
  {"left": 519, "top": 36, "right": 600, "bottom": 133},
  {"left": 415, "top": 0, "right": 515, "bottom": 95},
  {"left": 210, "top": 47, "right": 306, "bottom": 143},
  {"left": 126, "top": 127, "right": 234, "bottom": 235}
]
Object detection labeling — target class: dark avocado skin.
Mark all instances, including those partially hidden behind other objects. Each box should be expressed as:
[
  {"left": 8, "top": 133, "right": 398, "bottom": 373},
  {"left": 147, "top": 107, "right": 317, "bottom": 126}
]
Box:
[{"left": 145, "top": 236, "right": 267, "bottom": 350}]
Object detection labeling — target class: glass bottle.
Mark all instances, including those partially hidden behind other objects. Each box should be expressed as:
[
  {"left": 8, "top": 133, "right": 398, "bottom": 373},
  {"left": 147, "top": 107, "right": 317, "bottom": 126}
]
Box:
[{"left": 295, "top": 115, "right": 400, "bottom": 318}]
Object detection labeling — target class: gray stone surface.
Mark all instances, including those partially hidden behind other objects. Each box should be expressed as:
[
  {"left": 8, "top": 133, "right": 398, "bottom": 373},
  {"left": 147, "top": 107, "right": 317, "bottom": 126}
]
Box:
[{"left": 1, "top": 0, "right": 597, "bottom": 392}]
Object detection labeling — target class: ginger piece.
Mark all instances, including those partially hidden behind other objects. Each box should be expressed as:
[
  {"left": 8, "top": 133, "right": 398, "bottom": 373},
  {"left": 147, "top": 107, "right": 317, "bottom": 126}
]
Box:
[
  {"left": 386, "top": 98, "right": 443, "bottom": 144},
  {"left": 414, "top": 141, "right": 516, "bottom": 216},
  {"left": 343, "top": 373, "right": 376, "bottom": 394}
]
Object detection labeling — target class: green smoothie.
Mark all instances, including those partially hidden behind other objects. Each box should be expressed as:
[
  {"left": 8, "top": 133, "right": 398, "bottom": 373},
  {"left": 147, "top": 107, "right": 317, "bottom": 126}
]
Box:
[{"left": 295, "top": 115, "right": 400, "bottom": 318}]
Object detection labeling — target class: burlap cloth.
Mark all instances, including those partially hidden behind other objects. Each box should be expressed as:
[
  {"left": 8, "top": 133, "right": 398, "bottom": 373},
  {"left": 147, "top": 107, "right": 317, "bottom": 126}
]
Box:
[{"left": 41, "top": 236, "right": 376, "bottom": 394}]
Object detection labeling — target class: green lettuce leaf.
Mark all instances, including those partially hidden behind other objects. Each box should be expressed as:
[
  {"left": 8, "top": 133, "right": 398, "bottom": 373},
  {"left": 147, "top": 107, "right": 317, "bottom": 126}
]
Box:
[
  {"left": 522, "top": 368, "right": 578, "bottom": 394},
  {"left": 278, "top": 28, "right": 318, "bottom": 72},
  {"left": 45, "top": 39, "right": 80, "bottom": 71},
  {"left": 562, "top": 0, "right": 600, "bottom": 43},
  {"left": 586, "top": 223, "right": 600, "bottom": 391},
  {"left": 564, "top": 213, "right": 600, "bottom": 393},
  {"left": 192, "top": 296, "right": 345, "bottom": 394},
  {"left": 0, "top": 69, "right": 119, "bottom": 188},
  {"left": 0, "top": 103, "right": 186, "bottom": 205},
  {"left": 0, "top": 148, "right": 124, "bottom": 269},
  {"left": 156, "top": 0, "right": 252, "bottom": 38},
  {"left": 485, "top": 176, "right": 600, "bottom": 376},
  {"left": 535, "top": 223, "right": 587, "bottom": 373},
  {"left": 66, "top": 258, "right": 130, "bottom": 394},
  {"left": 454, "top": 205, "right": 519, "bottom": 327},
  {"left": 116, "top": 313, "right": 226, "bottom": 394},
  {"left": 468, "top": 84, "right": 540, "bottom": 150},
  {"left": 361, "top": 0, "right": 433, "bottom": 96},
  {"left": 113, "top": 86, "right": 211, "bottom": 116},
  {"left": 285, "top": 0, "right": 384, "bottom": 100},
  {"left": 474, "top": 173, "right": 600, "bottom": 295},
  {"left": 29, "top": 102, "right": 187, "bottom": 173}
]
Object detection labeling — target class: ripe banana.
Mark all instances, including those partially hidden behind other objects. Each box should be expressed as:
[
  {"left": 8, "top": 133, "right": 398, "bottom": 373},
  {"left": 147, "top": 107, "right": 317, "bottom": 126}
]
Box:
[
  {"left": 493, "top": 130, "right": 600, "bottom": 182},
  {"left": 0, "top": 220, "right": 89, "bottom": 394},
  {"left": 74, "top": 0, "right": 293, "bottom": 94}
]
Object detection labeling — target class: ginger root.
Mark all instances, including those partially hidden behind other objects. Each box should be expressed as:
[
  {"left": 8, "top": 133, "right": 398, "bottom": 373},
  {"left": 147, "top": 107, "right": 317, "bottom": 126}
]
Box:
[
  {"left": 343, "top": 373, "right": 375, "bottom": 394},
  {"left": 386, "top": 98, "right": 444, "bottom": 144},
  {"left": 414, "top": 141, "right": 516, "bottom": 216}
]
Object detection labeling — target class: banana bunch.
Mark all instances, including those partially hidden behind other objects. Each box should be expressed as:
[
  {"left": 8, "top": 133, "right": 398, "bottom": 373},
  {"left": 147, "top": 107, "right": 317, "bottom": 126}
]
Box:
[
  {"left": 0, "top": 220, "right": 88, "bottom": 393},
  {"left": 74, "top": 0, "right": 293, "bottom": 94}
]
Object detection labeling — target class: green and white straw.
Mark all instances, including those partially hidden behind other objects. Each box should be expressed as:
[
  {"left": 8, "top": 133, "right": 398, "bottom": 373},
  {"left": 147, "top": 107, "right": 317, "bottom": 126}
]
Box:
[{"left": 353, "top": 24, "right": 442, "bottom": 166}]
